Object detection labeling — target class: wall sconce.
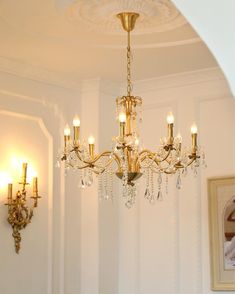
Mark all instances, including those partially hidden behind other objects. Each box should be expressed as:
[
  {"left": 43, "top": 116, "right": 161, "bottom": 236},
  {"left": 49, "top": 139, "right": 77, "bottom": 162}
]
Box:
[{"left": 5, "top": 162, "right": 41, "bottom": 254}]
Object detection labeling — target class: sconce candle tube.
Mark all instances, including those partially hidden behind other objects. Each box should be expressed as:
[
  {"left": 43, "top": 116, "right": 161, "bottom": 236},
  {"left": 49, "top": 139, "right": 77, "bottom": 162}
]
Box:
[
  {"left": 167, "top": 113, "right": 174, "bottom": 145},
  {"left": 119, "top": 112, "right": 126, "bottom": 140},
  {"left": 8, "top": 183, "right": 12, "bottom": 203},
  {"left": 191, "top": 124, "right": 198, "bottom": 154},
  {"left": 22, "top": 163, "right": 28, "bottom": 185},
  {"left": 191, "top": 133, "right": 197, "bottom": 153},
  {"left": 33, "top": 177, "right": 38, "bottom": 196},
  {"left": 167, "top": 124, "right": 174, "bottom": 144},
  {"left": 73, "top": 126, "right": 80, "bottom": 146},
  {"left": 73, "top": 116, "right": 80, "bottom": 146},
  {"left": 64, "top": 125, "right": 71, "bottom": 149},
  {"left": 88, "top": 136, "right": 95, "bottom": 158}
]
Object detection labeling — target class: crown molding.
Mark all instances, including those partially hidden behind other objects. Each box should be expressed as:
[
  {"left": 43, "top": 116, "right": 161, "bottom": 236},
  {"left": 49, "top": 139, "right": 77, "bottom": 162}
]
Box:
[
  {"left": 0, "top": 56, "right": 231, "bottom": 102},
  {"left": 0, "top": 56, "right": 81, "bottom": 91},
  {"left": 130, "top": 67, "right": 233, "bottom": 101}
]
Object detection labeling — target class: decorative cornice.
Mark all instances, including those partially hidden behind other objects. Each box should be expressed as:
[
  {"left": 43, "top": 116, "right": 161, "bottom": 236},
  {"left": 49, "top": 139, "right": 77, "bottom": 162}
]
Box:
[
  {"left": 0, "top": 56, "right": 81, "bottom": 91},
  {"left": 130, "top": 67, "right": 232, "bottom": 100}
]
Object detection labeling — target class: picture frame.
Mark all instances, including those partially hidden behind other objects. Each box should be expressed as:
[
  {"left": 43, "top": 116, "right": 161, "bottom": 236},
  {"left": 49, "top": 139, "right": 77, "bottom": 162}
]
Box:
[{"left": 208, "top": 177, "right": 235, "bottom": 291}]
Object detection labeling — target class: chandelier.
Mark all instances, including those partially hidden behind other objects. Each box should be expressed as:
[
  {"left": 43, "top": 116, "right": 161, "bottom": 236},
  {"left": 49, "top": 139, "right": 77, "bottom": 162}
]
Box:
[{"left": 60, "top": 12, "right": 206, "bottom": 208}]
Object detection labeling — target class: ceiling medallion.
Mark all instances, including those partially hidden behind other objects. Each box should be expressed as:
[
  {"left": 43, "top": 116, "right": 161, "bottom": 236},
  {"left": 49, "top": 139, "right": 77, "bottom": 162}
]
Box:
[
  {"left": 67, "top": 0, "right": 187, "bottom": 34},
  {"left": 59, "top": 12, "right": 206, "bottom": 208}
]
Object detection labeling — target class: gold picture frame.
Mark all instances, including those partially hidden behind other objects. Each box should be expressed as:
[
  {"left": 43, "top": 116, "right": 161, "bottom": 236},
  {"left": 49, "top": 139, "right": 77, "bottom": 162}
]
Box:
[{"left": 208, "top": 177, "right": 235, "bottom": 291}]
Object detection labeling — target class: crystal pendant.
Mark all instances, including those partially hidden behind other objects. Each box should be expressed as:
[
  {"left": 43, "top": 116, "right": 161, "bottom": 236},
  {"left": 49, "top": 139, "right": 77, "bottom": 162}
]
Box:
[
  {"left": 144, "top": 187, "right": 150, "bottom": 199},
  {"left": 176, "top": 173, "right": 182, "bottom": 190},
  {"left": 157, "top": 190, "right": 163, "bottom": 201},
  {"left": 79, "top": 178, "right": 86, "bottom": 189},
  {"left": 149, "top": 193, "right": 155, "bottom": 204},
  {"left": 55, "top": 160, "right": 61, "bottom": 168}
]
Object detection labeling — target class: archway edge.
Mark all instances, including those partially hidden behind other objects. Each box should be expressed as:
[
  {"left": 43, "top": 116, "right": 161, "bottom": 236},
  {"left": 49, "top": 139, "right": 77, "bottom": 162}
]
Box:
[{"left": 172, "top": 0, "right": 235, "bottom": 97}]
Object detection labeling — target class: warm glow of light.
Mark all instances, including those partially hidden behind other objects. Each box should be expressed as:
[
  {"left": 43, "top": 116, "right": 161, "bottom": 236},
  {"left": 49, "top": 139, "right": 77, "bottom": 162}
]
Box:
[
  {"left": 10, "top": 156, "right": 37, "bottom": 183},
  {"left": 64, "top": 124, "right": 71, "bottom": 136},
  {"left": 119, "top": 112, "right": 126, "bottom": 123},
  {"left": 73, "top": 115, "right": 80, "bottom": 127},
  {"left": 0, "top": 172, "right": 12, "bottom": 190},
  {"left": 191, "top": 124, "right": 198, "bottom": 134},
  {"left": 88, "top": 136, "right": 95, "bottom": 145},
  {"left": 167, "top": 113, "right": 174, "bottom": 124},
  {"left": 27, "top": 165, "right": 37, "bottom": 183}
]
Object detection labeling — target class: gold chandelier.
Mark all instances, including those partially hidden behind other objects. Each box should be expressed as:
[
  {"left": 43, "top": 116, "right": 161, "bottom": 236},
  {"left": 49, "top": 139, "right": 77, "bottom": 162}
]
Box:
[{"left": 60, "top": 12, "right": 206, "bottom": 207}]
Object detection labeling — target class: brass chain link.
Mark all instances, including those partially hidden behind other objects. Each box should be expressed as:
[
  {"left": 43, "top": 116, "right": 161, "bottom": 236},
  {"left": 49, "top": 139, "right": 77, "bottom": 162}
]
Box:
[{"left": 127, "top": 31, "right": 132, "bottom": 96}]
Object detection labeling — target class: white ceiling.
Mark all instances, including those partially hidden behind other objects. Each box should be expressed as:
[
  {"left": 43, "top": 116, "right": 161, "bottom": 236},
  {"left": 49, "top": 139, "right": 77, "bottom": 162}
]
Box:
[{"left": 0, "top": 0, "right": 217, "bottom": 83}]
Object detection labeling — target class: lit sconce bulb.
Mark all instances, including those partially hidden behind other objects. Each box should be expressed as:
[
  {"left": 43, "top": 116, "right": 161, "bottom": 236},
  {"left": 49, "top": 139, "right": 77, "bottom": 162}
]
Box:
[
  {"left": 191, "top": 124, "right": 198, "bottom": 134},
  {"left": 119, "top": 112, "right": 126, "bottom": 123},
  {"left": 64, "top": 124, "right": 71, "bottom": 136},
  {"left": 73, "top": 115, "right": 80, "bottom": 127},
  {"left": 167, "top": 113, "right": 174, "bottom": 124},
  {"left": 88, "top": 136, "right": 95, "bottom": 145},
  {"left": 135, "top": 138, "right": 140, "bottom": 146}
]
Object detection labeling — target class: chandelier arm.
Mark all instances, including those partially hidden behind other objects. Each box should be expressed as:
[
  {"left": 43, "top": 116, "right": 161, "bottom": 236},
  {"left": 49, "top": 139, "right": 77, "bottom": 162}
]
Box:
[
  {"left": 185, "top": 157, "right": 197, "bottom": 167},
  {"left": 90, "top": 158, "right": 116, "bottom": 174},
  {"left": 137, "top": 148, "right": 172, "bottom": 166},
  {"left": 74, "top": 150, "right": 122, "bottom": 172},
  {"left": 66, "top": 161, "right": 91, "bottom": 170}
]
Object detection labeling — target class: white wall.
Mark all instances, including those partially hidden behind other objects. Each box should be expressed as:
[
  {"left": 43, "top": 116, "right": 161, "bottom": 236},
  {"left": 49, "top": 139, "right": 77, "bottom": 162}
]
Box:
[
  {"left": 172, "top": 0, "right": 235, "bottom": 97},
  {"left": 0, "top": 66, "right": 234, "bottom": 294},
  {"left": 0, "top": 71, "right": 82, "bottom": 294}
]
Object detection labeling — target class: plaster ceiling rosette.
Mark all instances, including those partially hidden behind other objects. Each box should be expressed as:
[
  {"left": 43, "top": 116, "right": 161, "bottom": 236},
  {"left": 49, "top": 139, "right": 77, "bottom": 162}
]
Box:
[
  {"left": 67, "top": 0, "right": 187, "bottom": 35},
  {"left": 0, "top": 0, "right": 200, "bottom": 49},
  {"left": 64, "top": 0, "right": 200, "bottom": 48}
]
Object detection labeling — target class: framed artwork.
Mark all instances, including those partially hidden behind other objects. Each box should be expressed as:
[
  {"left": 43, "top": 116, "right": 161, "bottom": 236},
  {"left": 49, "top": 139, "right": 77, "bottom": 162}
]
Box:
[{"left": 208, "top": 177, "right": 235, "bottom": 291}]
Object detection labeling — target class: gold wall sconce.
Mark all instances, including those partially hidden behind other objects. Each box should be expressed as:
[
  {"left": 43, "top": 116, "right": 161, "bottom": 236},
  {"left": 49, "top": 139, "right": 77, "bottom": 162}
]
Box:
[{"left": 5, "top": 163, "right": 41, "bottom": 254}]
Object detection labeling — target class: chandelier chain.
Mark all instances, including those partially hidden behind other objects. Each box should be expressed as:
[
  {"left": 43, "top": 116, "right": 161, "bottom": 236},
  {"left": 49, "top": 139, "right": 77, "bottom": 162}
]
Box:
[{"left": 127, "top": 31, "right": 132, "bottom": 96}]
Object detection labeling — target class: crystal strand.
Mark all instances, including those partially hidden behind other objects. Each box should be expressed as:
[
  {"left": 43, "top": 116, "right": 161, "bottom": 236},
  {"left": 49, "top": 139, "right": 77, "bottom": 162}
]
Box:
[
  {"left": 157, "top": 172, "right": 163, "bottom": 201},
  {"left": 98, "top": 173, "right": 103, "bottom": 200},
  {"left": 176, "top": 170, "right": 182, "bottom": 190},
  {"left": 182, "top": 166, "right": 188, "bottom": 177},
  {"left": 109, "top": 167, "right": 114, "bottom": 201},
  {"left": 165, "top": 174, "right": 168, "bottom": 195},
  {"left": 149, "top": 170, "right": 155, "bottom": 204},
  {"left": 104, "top": 169, "right": 109, "bottom": 200},
  {"left": 202, "top": 151, "right": 207, "bottom": 169},
  {"left": 78, "top": 169, "right": 86, "bottom": 188},
  {"left": 144, "top": 168, "right": 150, "bottom": 200},
  {"left": 55, "top": 156, "right": 61, "bottom": 168}
]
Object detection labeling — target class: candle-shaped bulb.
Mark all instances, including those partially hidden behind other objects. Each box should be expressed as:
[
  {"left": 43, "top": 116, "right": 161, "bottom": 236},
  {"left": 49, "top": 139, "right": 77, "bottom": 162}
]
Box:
[
  {"left": 191, "top": 124, "right": 198, "bottom": 134},
  {"left": 73, "top": 115, "right": 80, "bottom": 127},
  {"left": 64, "top": 124, "right": 71, "bottom": 136},
  {"left": 88, "top": 136, "right": 95, "bottom": 145},
  {"left": 119, "top": 112, "right": 126, "bottom": 123},
  {"left": 167, "top": 113, "right": 174, "bottom": 124}
]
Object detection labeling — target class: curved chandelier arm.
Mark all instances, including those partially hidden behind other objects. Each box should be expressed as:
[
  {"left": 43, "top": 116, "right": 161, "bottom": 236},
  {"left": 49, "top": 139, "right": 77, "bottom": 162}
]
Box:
[
  {"left": 137, "top": 148, "right": 172, "bottom": 165},
  {"left": 74, "top": 149, "right": 122, "bottom": 172}
]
